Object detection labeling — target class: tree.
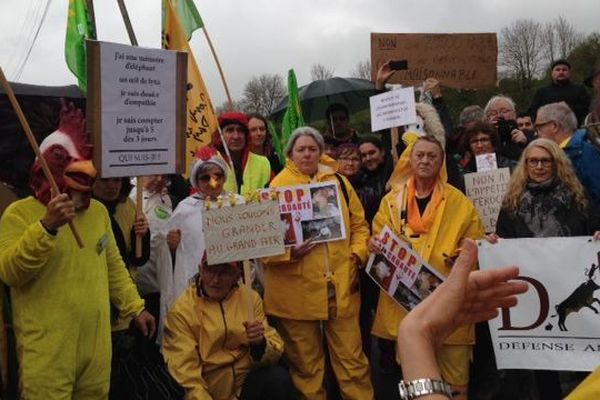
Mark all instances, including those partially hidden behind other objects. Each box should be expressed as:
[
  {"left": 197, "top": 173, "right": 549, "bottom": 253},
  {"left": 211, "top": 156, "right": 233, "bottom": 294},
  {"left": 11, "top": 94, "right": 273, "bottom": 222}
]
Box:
[
  {"left": 567, "top": 32, "right": 600, "bottom": 83},
  {"left": 499, "top": 19, "right": 544, "bottom": 89},
  {"left": 215, "top": 99, "right": 245, "bottom": 115},
  {"left": 350, "top": 59, "right": 372, "bottom": 80},
  {"left": 542, "top": 16, "right": 583, "bottom": 70},
  {"left": 240, "top": 73, "right": 286, "bottom": 116},
  {"left": 310, "top": 63, "right": 334, "bottom": 81}
]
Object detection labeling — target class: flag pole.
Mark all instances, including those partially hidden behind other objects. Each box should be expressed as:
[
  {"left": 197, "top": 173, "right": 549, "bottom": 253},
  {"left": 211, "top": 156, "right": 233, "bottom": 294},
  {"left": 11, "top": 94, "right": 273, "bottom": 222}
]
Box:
[
  {"left": 201, "top": 27, "right": 234, "bottom": 111},
  {"left": 0, "top": 67, "right": 84, "bottom": 248},
  {"left": 116, "top": 0, "right": 144, "bottom": 257},
  {"left": 85, "top": 0, "right": 97, "bottom": 36}
]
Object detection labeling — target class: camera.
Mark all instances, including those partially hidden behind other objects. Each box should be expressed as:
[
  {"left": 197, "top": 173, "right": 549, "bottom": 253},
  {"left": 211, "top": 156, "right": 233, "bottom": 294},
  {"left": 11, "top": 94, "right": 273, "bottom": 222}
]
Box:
[{"left": 496, "top": 118, "right": 518, "bottom": 143}]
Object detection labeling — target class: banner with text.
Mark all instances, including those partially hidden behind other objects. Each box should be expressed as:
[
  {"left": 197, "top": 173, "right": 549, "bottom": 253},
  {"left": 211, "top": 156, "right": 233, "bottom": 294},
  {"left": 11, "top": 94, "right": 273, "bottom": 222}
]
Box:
[
  {"left": 202, "top": 201, "right": 285, "bottom": 264},
  {"left": 87, "top": 40, "right": 186, "bottom": 177},
  {"left": 370, "top": 33, "right": 497, "bottom": 89},
  {"left": 260, "top": 182, "right": 347, "bottom": 246},
  {"left": 370, "top": 87, "right": 418, "bottom": 131},
  {"left": 464, "top": 167, "right": 510, "bottom": 233},
  {"left": 479, "top": 238, "right": 600, "bottom": 371},
  {"left": 366, "top": 225, "right": 445, "bottom": 311}
]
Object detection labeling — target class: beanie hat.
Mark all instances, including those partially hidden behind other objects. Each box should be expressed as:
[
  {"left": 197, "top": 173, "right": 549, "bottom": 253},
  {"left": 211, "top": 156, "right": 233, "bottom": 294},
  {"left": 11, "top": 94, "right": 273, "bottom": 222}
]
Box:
[
  {"left": 218, "top": 112, "right": 249, "bottom": 132},
  {"left": 551, "top": 59, "right": 571, "bottom": 70},
  {"left": 189, "top": 146, "right": 229, "bottom": 188}
]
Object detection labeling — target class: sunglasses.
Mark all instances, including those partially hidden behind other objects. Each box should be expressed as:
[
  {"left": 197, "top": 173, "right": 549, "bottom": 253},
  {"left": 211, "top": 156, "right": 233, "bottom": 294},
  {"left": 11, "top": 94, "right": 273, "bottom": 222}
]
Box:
[{"left": 198, "top": 173, "right": 225, "bottom": 182}]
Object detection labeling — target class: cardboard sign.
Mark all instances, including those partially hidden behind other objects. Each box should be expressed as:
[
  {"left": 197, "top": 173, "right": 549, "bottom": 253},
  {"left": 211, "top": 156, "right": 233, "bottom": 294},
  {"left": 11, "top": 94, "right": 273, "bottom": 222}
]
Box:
[
  {"left": 366, "top": 225, "right": 445, "bottom": 311},
  {"left": 87, "top": 40, "right": 187, "bottom": 177},
  {"left": 479, "top": 238, "right": 600, "bottom": 371},
  {"left": 202, "top": 201, "right": 285, "bottom": 265},
  {"left": 370, "top": 33, "right": 497, "bottom": 89},
  {"left": 464, "top": 168, "right": 510, "bottom": 233},
  {"left": 261, "top": 182, "right": 347, "bottom": 246},
  {"left": 369, "top": 87, "right": 418, "bottom": 131}
]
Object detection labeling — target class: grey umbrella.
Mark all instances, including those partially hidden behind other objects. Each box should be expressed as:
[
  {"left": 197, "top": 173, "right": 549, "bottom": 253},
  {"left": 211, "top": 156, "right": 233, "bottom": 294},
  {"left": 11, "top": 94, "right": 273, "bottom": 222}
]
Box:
[{"left": 270, "top": 77, "right": 377, "bottom": 122}]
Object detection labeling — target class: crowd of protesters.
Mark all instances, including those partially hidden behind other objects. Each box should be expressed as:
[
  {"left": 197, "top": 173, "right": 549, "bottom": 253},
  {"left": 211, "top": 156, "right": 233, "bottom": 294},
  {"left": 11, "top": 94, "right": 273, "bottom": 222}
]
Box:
[{"left": 1, "top": 57, "right": 600, "bottom": 400}]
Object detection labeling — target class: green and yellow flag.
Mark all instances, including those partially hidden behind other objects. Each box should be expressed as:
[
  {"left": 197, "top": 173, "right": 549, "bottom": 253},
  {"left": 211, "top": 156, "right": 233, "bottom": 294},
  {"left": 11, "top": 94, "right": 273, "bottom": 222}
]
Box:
[
  {"left": 171, "top": 0, "right": 204, "bottom": 39},
  {"left": 163, "top": 0, "right": 219, "bottom": 177},
  {"left": 281, "top": 69, "right": 305, "bottom": 154},
  {"left": 65, "top": 0, "right": 95, "bottom": 92}
]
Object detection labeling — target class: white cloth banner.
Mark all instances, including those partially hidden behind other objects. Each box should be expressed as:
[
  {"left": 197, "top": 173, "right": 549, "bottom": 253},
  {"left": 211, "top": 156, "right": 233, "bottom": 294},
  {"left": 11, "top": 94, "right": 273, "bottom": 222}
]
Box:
[{"left": 478, "top": 237, "right": 600, "bottom": 371}]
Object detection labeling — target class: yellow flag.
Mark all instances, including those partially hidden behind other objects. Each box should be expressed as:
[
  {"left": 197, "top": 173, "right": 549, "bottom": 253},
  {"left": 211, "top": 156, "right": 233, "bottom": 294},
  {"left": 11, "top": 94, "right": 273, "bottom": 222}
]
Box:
[{"left": 162, "top": 0, "right": 218, "bottom": 177}]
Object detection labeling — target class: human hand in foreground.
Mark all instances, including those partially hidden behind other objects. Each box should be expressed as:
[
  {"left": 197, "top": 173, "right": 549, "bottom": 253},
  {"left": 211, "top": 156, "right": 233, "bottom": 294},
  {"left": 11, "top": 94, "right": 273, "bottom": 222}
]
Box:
[
  {"left": 290, "top": 238, "right": 316, "bottom": 259},
  {"left": 422, "top": 78, "right": 442, "bottom": 99},
  {"left": 398, "top": 238, "right": 528, "bottom": 350},
  {"left": 134, "top": 310, "right": 156, "bottom": 338},
  {"left": 167, "top": 229, "right": 181, "bottom": 252},
  {"left": 485, "top": 233, "right": 499, "bottom": 244},
  {"left": 511, "top": 129, "right": 528, "bottom": 145},
  {"left": 41, "top": 192, "right": 75, "bottom": 231},
  {"left": 243, "top": 320, "right": 266, "bottom": 346},
  {"left": 133, "top": 215, "right": 149, "bottom": 237},
  {"left": 375, "top": 60, "right": 396, "bottom": 90},
  {"left": 593, "top": 231, "right": 600, "bottom": 241},
  {"left": 367, "top": 235, "right": 384, "bottom": 254}
]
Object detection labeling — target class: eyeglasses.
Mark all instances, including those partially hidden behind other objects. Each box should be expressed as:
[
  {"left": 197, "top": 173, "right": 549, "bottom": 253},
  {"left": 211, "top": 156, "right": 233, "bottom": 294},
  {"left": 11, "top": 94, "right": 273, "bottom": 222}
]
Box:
[
  {"left": 534, "top": 121, "right": 554, "bottom": 132},
  {"left": 198, "top": 173, "right": 225, "bottom": 182},
  {"left": 487, "top": 108, "right": 514, "bottom": 118},
  {"left": 526, "top": 157, "right": 554, "bottom": 168},
  {"left": 338, "top": 157, "right": 361, "bottom": 163}
]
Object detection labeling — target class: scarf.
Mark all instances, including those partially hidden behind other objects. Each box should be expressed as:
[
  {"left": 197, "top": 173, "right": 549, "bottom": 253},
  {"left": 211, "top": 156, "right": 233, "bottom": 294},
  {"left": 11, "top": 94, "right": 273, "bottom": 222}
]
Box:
[
  {"left": 518, "top": 179, "right": 574, "bottom": 237},
  {"left": 406, "top": 177, "right": 444, "bottom": 234}
]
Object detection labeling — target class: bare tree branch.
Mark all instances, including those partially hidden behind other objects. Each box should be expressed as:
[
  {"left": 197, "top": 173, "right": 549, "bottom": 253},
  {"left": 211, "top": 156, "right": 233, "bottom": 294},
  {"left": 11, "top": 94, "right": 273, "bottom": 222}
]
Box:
[
  {"left": 240, "top": 73, "right": 286, "bottom": 116},
  {"left": 310, "top": 63, "right": 334, "bottom": 81},
  {"left": 349, "top": 59, "right": 372, "bottom": 80}
]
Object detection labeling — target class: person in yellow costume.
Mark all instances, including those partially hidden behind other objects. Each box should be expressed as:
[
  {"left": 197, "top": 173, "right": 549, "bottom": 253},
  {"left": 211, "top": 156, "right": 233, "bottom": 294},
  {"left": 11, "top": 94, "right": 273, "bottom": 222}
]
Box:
[
  {"left": 262, "top": 126, "right": 374, "bottom": 399},
  {"left": 369, "top": 130, "right": 484, "bottom": 400},
  {"left": 162, "top": 257, "right": 293, "bottom": 399},
  {"left": 0, "top": 103, "right": 155, "bottom": 399}
]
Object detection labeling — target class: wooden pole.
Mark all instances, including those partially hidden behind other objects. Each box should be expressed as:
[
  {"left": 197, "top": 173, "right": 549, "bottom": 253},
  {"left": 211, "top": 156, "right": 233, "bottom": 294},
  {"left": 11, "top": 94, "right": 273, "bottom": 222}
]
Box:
[
  {"left": 390, "top": 127, "right": 400, "bottom": 164},
  {"left": 116, "top": 0, "right": 144, "bottom": 257},
  {"left": 0, "top": 67, "right": 84, "bottom": 248},
  {"left": 86, "top": 0, "right": 97, "bottom": 37},
  {"left": 243, "top": 260, "right": 254, "bottom": 321},
  {"left": 202, "top": 27, "right": 234, "bottom": 111}
]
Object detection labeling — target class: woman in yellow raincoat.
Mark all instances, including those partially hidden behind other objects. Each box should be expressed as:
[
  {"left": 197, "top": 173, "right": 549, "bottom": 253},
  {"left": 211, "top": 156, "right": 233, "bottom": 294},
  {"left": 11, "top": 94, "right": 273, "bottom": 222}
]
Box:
[
  {"left": 369, "top": 130, "right": 484, "bottom": 400},
  {"left": 263, "top": 126, "right": 374, "bottom": 399}
]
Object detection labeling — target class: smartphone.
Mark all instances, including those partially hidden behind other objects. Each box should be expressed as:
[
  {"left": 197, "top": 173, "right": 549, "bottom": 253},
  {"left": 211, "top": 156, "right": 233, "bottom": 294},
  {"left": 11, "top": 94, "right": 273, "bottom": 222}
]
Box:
[{"left": 390, "top": 59, "right": 408, "bottom": 71}]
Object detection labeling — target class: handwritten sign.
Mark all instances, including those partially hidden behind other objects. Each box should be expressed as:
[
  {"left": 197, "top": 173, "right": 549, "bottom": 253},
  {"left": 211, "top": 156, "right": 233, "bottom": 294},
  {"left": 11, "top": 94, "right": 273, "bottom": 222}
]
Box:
[
  {"left": 464, "top": 168, "right": 510, "bottom": 233},
  {"left": 479, "top": 238, "right": 600, "bottom": 371},
  {"left": 260, "top": 182, "right": 347, "bottom": 246},
  {"left": 370, "top": 87, "right": 418, "bottom": 131},
  {"left": 202, "top": 201, "right": 285, "bottom": 265},
  {"left": 370, "top": 33, "right": 497, "bottom": 89},
  {"left": 366, "top": 226, "right": 445, "bottom": 311},
  {"left": 87, "top": 40, "right": 186, "bottom": 177}
]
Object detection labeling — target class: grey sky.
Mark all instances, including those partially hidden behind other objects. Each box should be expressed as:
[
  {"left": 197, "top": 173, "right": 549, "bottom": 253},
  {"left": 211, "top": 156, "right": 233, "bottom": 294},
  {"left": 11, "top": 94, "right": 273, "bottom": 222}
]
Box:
[{"left": 0, "top": 0, "right": 597, "bottom": 107}]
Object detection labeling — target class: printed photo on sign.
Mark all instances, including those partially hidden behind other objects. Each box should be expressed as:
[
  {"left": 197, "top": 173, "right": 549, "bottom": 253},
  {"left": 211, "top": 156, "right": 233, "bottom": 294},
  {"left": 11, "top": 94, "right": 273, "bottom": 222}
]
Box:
[
  {"left": 365, "top": 225, "right": 445, "bottom": 311},
  {"left": 280, "top": 213, "right": 297, "bottom": 246},
  {"left": 310, "top": 185, "right": 341, "bottom": 219},
  {"left": 479, "top": 237, "right": 600, "bottom": 372},
  {"left": 301, "top": 217, "right": 343, "bottom": 242}
]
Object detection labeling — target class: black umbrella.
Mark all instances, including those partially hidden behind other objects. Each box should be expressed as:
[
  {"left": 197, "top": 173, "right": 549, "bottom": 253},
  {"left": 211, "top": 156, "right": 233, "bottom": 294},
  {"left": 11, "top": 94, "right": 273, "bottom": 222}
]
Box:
[{"left": 271, "top": 77, "right": 377, "bottom": 122}]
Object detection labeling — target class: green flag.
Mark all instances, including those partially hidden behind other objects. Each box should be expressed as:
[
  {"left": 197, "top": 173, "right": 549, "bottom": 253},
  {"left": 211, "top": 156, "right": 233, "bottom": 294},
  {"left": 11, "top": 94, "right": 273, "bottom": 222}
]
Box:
[
  {"left": 281, "top": 69, "right": 305, "bottom": 160},
  {"left": 171, "top": 0, "right": 203, "bottom": 40},
  {"left": 64, "top": 0, "right": 95, "bottom": 92}
]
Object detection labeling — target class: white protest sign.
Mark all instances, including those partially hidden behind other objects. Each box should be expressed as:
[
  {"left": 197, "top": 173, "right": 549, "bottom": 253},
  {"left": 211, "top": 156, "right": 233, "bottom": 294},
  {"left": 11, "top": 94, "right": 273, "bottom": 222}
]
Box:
[
  {"left": 479, "top": 238, "right": 600, "bottom": 371},
  {"left": 369, "top": 87, "right": 418, "bottom": 132},
  {"left": 261, "top": 182, "right": 347, "bottom": 246},
  {"left": 88, "top": 40, "right": 186, "bottom": 177},
  {"left": 464, "top": 168, "right": 510, "bottom": 233},
  {"left": 202, "top": 201, "right": 285, "bottom": 265},
  {"left": 366, "top": 225, "right": 445, "bottom": 311}
]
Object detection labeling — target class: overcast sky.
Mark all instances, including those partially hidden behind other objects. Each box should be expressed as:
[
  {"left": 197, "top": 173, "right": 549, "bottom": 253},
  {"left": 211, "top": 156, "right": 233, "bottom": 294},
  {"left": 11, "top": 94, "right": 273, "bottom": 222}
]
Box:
[{"left": 0, "top": 0, "right": 597, "bottom": 107}]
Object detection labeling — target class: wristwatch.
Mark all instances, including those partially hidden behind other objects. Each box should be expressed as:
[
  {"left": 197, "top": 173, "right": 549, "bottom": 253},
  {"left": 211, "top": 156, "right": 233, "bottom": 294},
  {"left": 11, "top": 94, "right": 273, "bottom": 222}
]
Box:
[{"left": 398, "top": 378, "right": 453, "bottom": 399}]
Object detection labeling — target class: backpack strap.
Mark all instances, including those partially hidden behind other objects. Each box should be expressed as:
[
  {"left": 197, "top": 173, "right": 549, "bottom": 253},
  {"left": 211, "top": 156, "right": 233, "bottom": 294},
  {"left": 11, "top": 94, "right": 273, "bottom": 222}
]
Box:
[{"left": 334, "top": 173, "right": 350, "bottom": 209}]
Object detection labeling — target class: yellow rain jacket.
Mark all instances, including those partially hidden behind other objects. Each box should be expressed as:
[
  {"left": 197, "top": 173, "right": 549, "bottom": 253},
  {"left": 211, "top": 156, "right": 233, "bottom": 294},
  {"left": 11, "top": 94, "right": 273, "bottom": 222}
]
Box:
[
  {"left": 0, "top": 197, "right": 145, "bottom": 399},
  {"left": 566, "top": 367, "right": 600, "bottom": 399},
  {"left": 223, "top": 151, "right": 271, "bottom": 197},
  {"left": 162, "top": 279, "right": 283, "bottom": 400},
  {"left": 262, "top": 157, "right": 370, "bottom": 320},
  {"left": 371, "top": 136, "right": 484, "bottom": 344}
]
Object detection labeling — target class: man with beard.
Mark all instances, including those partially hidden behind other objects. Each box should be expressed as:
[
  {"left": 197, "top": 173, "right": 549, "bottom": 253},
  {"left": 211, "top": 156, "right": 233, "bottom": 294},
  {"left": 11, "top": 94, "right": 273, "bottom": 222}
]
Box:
[{"left": 0, "top": 103, "right": 154, "bottom": 399}]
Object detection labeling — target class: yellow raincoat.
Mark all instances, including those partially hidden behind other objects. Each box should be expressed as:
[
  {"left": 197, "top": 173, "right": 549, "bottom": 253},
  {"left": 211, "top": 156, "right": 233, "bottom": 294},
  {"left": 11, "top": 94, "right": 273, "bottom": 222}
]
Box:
[
  {"left": 162, "top": 280, "right": 283, "bottom": 400},
  {"left": 263, "top": 156, "right": 374, "bottom": 399},
  {"left": 0, "top": 197, "right": 145, "bottom": 399}
]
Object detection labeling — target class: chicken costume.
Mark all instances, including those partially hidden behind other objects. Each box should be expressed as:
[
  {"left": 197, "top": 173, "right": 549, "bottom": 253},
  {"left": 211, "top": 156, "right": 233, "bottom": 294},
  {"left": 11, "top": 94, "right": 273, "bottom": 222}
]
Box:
[{"left": 0, "top": 103, "right": 145, "bottom": 399}]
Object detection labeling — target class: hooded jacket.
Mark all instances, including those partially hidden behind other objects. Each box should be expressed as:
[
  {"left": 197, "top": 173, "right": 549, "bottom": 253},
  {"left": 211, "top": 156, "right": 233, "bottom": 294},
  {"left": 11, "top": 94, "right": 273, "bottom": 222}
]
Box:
[{"left": 262, "top": 156, "right": 370, "bottom": 320}]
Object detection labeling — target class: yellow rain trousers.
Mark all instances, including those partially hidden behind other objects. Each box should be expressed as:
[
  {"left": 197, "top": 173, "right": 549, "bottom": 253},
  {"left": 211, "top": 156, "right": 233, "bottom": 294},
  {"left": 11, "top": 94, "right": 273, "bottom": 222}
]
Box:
[
  {"left": 263, "top": 158, "right": 374, "bottom": 399},
  {"left": 0, "top": 197, "right": 145, "bottom": 399}
]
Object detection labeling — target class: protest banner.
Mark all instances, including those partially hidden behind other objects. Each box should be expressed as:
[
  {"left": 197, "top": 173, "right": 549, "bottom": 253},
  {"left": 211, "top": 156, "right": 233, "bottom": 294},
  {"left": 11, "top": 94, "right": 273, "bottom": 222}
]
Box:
[
  {"left": 202, "top": 200, "right": 285, "bottom": 265},
  {"left": 370, "top": 33, "right": 497, "bottom": 89},
  {"left": 464, "top": 167, "right": 510, "bottom": 233},
  {"left": 261, "top": 182, "right": 347, "bottom": 246},
  {"left": 479, "top": 237, "right": 600, "bottom": 371},
  {"left": 366, "top": 225, "right": 445, "bottom": 311},
  {"left": 87, "top": 40, "right": 186, "bottom": 178},
  {"left": 369, "top": 87, "right": 418, "bottom": 131}
]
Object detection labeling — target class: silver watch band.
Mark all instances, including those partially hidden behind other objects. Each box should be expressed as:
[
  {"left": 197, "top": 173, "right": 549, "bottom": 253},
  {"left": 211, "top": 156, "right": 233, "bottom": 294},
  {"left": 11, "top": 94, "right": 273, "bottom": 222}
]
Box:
[{"left": 398, "top": 378, "right": 453, "bottom": 399}]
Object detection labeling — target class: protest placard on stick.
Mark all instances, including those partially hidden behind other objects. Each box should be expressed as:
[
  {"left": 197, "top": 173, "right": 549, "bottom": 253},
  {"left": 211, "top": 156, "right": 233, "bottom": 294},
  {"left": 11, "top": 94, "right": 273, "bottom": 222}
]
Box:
[
  {"left": 464, "top": 168, "right": 510, "bottom": 233},
  {"left": 87, "top": 40, "right": 186, "bottom": 178},
  {"left": 202, "top": 200, "right": 285, "bottom": 265},
  {"left": 370, "top": 88, "right": 418, "bottom": 132},
  {"left": 370, "top": 33, "right": 497, "bottom": 89},
  {"left": 366, "top": 225, "right": 445, "bottom": 311}
]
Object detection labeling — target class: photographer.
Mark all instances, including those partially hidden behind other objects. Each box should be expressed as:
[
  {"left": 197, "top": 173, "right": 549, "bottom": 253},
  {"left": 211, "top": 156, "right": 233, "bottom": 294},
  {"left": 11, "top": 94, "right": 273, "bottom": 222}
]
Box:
[{"left": 484, "top": 95, "right": 535, "bottom": 161}]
